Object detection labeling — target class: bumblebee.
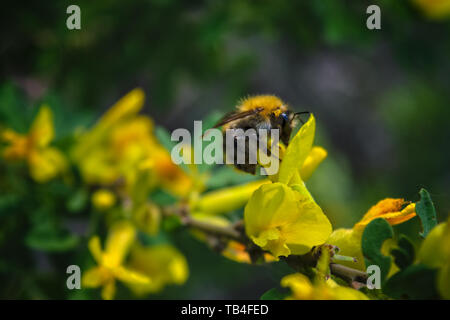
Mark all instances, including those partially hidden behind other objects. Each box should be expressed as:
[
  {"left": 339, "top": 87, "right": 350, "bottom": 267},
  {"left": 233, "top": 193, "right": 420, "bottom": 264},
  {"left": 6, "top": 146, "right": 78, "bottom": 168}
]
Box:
[{"left": 212, "top": 95, "right": 308, "bottom": 174}]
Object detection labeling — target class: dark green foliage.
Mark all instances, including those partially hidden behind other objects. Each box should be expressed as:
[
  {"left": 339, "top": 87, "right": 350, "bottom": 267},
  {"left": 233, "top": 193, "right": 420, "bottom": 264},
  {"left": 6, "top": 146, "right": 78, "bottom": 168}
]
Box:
[
  {"left": 362, "top": 218, "right": 393, "bottom": 282},
  {"left": 383, "top": 264, "right": 439, "bottom": 300},
  {"left": 390, "top": 235, "right": 415, "bottom": 270},
  {"left": 416, "top": 188, "right": 438, "bottom": 238}
]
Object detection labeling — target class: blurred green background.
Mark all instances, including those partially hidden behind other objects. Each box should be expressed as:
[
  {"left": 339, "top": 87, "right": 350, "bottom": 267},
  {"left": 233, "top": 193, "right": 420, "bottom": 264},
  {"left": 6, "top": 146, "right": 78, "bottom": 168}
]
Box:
[{"left": 0, "top": 0, "right": 449, "bottom": 299}]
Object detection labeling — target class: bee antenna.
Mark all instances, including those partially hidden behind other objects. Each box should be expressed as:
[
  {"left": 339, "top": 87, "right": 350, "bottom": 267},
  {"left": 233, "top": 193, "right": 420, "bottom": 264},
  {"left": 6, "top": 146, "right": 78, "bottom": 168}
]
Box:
[{"left": 292, "top": 111, "right": 310, "bottom": 125}]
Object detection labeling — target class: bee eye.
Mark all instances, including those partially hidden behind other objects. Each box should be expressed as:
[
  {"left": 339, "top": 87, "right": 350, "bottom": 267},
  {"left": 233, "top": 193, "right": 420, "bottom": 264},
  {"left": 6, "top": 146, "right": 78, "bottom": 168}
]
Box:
[{"left": 281, "top": 112, "right": 289, "bottom": 122}]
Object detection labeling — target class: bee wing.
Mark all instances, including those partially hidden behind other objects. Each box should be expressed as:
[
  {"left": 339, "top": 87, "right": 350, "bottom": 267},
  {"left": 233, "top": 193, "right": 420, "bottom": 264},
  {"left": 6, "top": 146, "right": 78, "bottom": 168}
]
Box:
[{"left": 212, "top": 107, "right": 264, "bottom": 128}]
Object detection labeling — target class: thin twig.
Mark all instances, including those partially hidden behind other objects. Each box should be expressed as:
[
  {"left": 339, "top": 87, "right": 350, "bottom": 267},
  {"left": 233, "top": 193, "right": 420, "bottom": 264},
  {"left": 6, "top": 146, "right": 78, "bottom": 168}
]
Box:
[{"left": 330, "top": 263, "right": 368, "bottom": 288}]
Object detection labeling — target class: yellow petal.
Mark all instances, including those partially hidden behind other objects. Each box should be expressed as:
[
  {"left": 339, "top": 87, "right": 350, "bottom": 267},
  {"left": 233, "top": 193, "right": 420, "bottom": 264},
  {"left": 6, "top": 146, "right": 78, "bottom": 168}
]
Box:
[
  {"left": 97, "top": 88, "right": 145, "bottom": 129},
  {"left": 110, "top": 116, "right": 154, "bottom": 153},
  {"left": 1, "top": 129, "right": 28, "bottom": 160},
  {"left": 283, "top": 183, "right": 332, "bottom": 255},
  {"left": 81, "top": 266, "right": 107, "bottom": 288},
  {"left": 245, "top": 183, "right": 299, "bottom": 239},
  {"left": 77, "top": 148, "right": 120, "bottom": 185},
  {"left": 300, "top": 146, "right": 327, "bottom": 181},
  {"left": 29, "top": 105, "right": 54, "bottom": 147},
  {"left": 245, "top": 182, "right": 332, "bottom": 257},
  {"left": 103, "top": 221, "right": 136, "bottom": 267},
  {"left": 28, "top": 147, "right": 67, "bottom": 182},
  {"left": 281, "top": 273, "right": 314, "bottom": 300},
  {"left": 126, "top": 243, "right": 189, "bottom": 296},
  {"left": 281, "top": 273, "right": 368, "bottom": 300},
  {"left": 71, "top": 89, "right": 145, "bottom": 164},
  {"left": 262, "top": 236, "right": 291, "bottom": 257},
  {"left": 250, "top": 228, "right": 291, "bottom": 257},
  {"left": 417, "top": 219, "right": 450, "bottom": 299},
  {"left": 191, "top": 180, "right": 270, "bottom": 215},
  {"left": 418, "top": 221, "right": 450, "bottom": 268},
  {"left": 101, "top": 280, "right": 116, "bottom": 300},
  {"left": 1, "top": 128, "right": 22, "bottom": 143},
  {"left": 327, "top": 285, "right": 369, "bottom": 300},
  {"left": 88, "top": 236, "right": 103, "bottom": 264},
  {"left": 113, "top": 266, "right": 152, "bottom": 286},
  {"left": 355, "top": 199, "right": 416, "bottom": 230},
  {"left": 278, "top": 114, "right": 315, "bottom": 185}
]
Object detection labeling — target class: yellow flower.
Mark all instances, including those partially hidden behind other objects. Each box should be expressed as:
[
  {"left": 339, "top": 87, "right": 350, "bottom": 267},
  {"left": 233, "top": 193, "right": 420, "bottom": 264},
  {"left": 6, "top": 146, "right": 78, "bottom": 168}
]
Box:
[
  {"left": 244, "top": 114, "right": 332, "bottom": 258},
  {"left": 412, "top": 0, "right": 450, "bottom": 20},
  {"left": 327, "top": 198, "right": 417, "bottom": 271},
  {"left": 125, "top": 243, "right": 189, "bottom": 296},
  {"left": 1, "top": 105, "right": 67, "bottom": 182},
  {"left": 91, "top": 189, "right": 116, "bottom": 211},
  {"left": 418, "top": 218, "right": 450, "bottom": 299},
  {"left": 82, "top": 221, "right": 151, "bottom": 300},
  {"left": 281, "top": 273, "right": 368, "bottom": 300},
  {"left": 354, "top": 198, "right": 416, "bottom": 230},
  {"left": 72, "top": 89, "right": 154, "bottom": 186},
  {"left": 245, "top": 182, "right": 332, "bottom": 258},
  {"left": 72, "top": 88, "right": 198, "bottom": 198}
]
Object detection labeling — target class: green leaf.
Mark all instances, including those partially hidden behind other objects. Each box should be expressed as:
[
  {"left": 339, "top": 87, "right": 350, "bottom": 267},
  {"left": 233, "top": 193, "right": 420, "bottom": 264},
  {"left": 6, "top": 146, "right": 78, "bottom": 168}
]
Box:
[
  {"left": 390, "top": 235, "right": 415, "bottom": 270},
  {"left": 416, "top": 188, "right": 438, "bottom": 238},
  {"left": 260, "top": 288, "right": 288, "bottom": 300},
  {"left": 383, "top": 264, "right": 439, "bottom": 299},
  {"left": 361, "top": 218, "right": 393, "bottom": 282}
]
